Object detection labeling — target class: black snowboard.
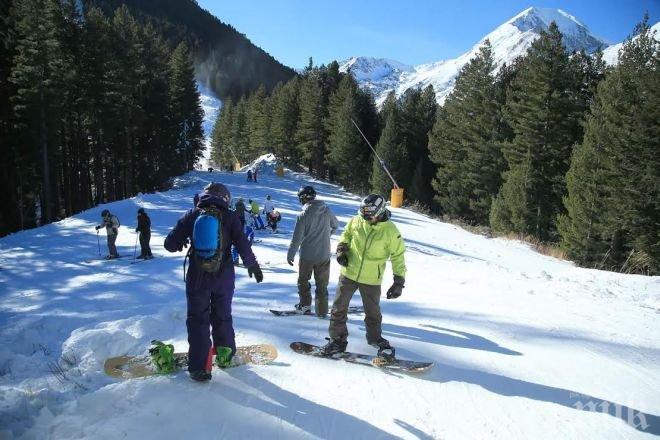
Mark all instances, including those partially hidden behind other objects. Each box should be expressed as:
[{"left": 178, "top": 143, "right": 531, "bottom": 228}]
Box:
[
  {"left": 290, "top": 341, "right": 433, "bottom": 372},
  {"left": 270, "top": 306, "right": 364, "bottom": 316}
]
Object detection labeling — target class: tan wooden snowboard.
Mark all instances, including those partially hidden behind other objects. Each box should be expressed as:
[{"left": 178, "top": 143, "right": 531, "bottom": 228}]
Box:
[{"left": 104, "top": 344, "right": 278, "bottom": 379}]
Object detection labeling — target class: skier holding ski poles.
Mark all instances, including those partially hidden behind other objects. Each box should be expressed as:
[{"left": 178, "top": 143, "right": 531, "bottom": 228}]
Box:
[
  {"left": 95, "top": 209, "right": 121, "bottom": 259},
  {"left": 164, "top": 182, "right": 263, "bottom": 382},
  {"left": 321, "top": 194, "right": 406, "bottom": 358},
  {"left": 287, "top": 186, "right": 338, "bottom": 317}
]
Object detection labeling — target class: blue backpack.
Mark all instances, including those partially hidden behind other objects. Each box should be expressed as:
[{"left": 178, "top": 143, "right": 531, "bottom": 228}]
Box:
[{"left": 192, "top": 207, "right": 224, "bottom": 272}]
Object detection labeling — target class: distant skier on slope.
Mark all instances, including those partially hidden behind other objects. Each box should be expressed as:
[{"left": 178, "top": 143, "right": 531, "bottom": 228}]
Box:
[
  {"left": 95, "top": 209, "right": 121, "bottom": 259},
  {"left": 164, "top": 182, "right": 263, "bottom": 382},
  {"left": 287, "top": 186, "right": 338, "bottom": 317},
  {"left": 263, "top": 195, "right": 275, "bottom": 216},
  {"left": 248, "top": 199, "right": 265, "bottom": 229},
  {"left": 266, "top": 210, "right": 282, "bottom": 233},
  {"left": 320, "top": 194, "right": 406, "bottom": 358},
  {"left": 234, "top": 198, "right": 247, "bottom": 226},
  {"left": 135, "top": 208, "right": 153, "bottom": 260}
]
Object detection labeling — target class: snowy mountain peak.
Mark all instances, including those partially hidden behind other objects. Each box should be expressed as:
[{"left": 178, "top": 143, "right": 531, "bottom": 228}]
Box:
[
  {"left": 339, "top": 56, "right": 414, "bottom": 81},
  {"left": 510, "top": 7, "right": 585, "bottom": 33},
  {"left": 505, "top": 6, "right": 606, "bottom": 53},
  {"left": 339, "top": 57, "right": 414, "bottom": 98},
  {"left": 344, "top": 7, "right": 609, "bottom": 106}
]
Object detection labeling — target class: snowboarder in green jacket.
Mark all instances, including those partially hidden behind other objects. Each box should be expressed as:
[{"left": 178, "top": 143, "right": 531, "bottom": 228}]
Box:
[{"left": 322, "top": 194, "right": 406, "bottom": 358}]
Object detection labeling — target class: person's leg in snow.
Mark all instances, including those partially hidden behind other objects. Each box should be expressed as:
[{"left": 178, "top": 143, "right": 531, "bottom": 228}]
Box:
[
  {"left": 185, "top": 285, "right": 213, "bottom": 375},
  {"left": 210, "top": 269, "right": 236, "bottom": 358},
  {"left": 297, "top": 259, "right": 314, "bottom": 312},
  {"left": 313, "top": 260, "right": 330, "bottom": 317},
  {"left": 107, "top": 233, "right": 119, "bottom": 258},
  {"left": 328, "top": 275, "right": 359, "bottom": 344},
  {"left": 358, "top": 283, "right": 384, "bottom": 345}
]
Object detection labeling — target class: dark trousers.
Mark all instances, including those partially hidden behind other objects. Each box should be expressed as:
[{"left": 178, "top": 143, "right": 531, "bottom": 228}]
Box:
[
  {"left": 185, "top": 269, "right": 236, "bottom": 372},
  {"left": 329, "top": 275, "right": 382, "bottom": 344},
  {"left": 297, "top": 259, "right": 330, "bottom": 316},
  {"left": 139, "top": 230, "right": 152, "bottom": 256},
  {"left": 107, "top": 233, "right": 119, "bottom": 257}
]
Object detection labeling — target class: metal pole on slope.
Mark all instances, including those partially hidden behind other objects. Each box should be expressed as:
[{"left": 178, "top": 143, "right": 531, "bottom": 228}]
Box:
[
  {"left": 227, "top": 145, "right": 240, "bottom": 169},
  {"left": 350, "top": 118, "right": 399, "bottom": 189}
]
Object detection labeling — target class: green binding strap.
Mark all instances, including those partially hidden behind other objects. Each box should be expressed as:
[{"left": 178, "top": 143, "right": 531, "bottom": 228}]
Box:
[
  {"left": 215, "top": 346, "right": 233, "bottom": 368},
  {"left": 149, "top": 340, "right": 177, "bottom": 374}
]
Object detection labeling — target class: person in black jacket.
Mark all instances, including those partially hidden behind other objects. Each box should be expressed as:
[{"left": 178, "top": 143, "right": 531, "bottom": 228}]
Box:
[{"left": 136, "top": 208, "right": 153, "bottom": 259}]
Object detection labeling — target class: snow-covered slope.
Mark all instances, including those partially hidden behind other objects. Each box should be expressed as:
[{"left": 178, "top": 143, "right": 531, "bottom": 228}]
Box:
[
  {"left": 602, "top": 21, "right": 660, "bottom": 65},
  {"left": 342, "top": 7, "right": 608, "bottom": 105},
  {"left": 197, "top": 82, "right": 222, "bottom": 169},
  {"left": 1, "top": 162, "right": 659, "bottom": 438}
]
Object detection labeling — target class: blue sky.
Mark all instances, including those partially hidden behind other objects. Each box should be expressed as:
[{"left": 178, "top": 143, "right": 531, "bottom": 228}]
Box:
[{"left": 198, "top": 1, "right": 659, "bottom": 68}]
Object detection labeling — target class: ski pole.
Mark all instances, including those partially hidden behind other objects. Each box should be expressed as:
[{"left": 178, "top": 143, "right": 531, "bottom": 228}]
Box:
[
  {"left": 133, "top": 231, "right": 139, "bottom": 261},
  {"left": 97, "top": 230, "right": 101, "bottom": 256}
]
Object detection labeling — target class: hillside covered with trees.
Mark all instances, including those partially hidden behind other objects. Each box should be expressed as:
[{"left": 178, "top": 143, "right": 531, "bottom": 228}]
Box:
[
  {"left": 211, "top": 20, "right": 658, "bottom": 275},
  {"left": 85, "top": 0, "right": 297, "bottom": 100}
]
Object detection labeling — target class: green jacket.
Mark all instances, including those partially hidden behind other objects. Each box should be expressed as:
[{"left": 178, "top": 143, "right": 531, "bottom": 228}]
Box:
[
  {"left": 339, "top": 214, "right": 406, "bottom": 285},
  {"left": 250, "top": 201, "right": 259, "bottom": 215}
]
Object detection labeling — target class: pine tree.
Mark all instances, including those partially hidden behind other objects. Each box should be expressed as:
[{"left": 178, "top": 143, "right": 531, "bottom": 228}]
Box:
[
  {"left": 231, "top": 97, "right": 250, "bottom": 163},
  {"left": 558, "top": 19, "right": 659, "bottom": 274},
  {"left": 210, "top": 97, "right": 236, "bottom": 167},
  {"left": 270, "top": 79, "right": 300, "bottom": 164},
  {"left": 491, "top": 23, "right": 584, "bottom": 240},
  {"left": 9, "top": 0, "right": 69, "bottom": 223},
  {"left": 168, "top": 41, "right": 204, "bottom": 173},
  {"left": 296, "top": 63, "right": 327, "bottom": 176},
  {"left": 246, "top": 84, "right": 270, "bottom": 158},
  {"left": 370, "top": 93, "right": 406, "bottom": 198},
  {"left": 405, "top": 84, "right": 437, "bottom": 207},
  {"left": 429, "top": 41, "right": 503, "bottom": 222},
  {"left": 326, "top": 75, "right": 371, "bottom": 191}
]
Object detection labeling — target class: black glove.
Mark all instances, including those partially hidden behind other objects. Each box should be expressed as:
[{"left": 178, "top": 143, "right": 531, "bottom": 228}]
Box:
[
  {"left": 135, "top": 228, "right": 139, "bottom": 233},
  {"left": 336, "top": 242, "right": 349, "bottom": 267},
  {"left": 95, "top": 226, "right": 101, "bottom": 231},
  {"left": 386, "top": 275, "right": 405, "bottom": 299},
  {"left": 248, "top": 264, "right": 263, "bottom": 283},
  {"left": 287, "top": 257, "right": 294, "bottom": 266}
]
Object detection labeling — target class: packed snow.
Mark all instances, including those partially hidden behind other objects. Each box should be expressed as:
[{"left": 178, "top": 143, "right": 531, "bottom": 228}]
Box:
[
  {"left": 342, "top": 7, "right": 610, "bottom": 106},
  {"left": 196, "top": 82, "right": 222, "bottom": 169},
  {"left": 1, "top": 155, "right": 659, "bottom": 439}
]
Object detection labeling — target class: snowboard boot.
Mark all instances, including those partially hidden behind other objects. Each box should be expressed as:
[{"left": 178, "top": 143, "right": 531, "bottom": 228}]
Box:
[
  {"left": 370, "top": 338, "right": 395, "bottom": 361},
  {"left": 319, "top": 337, "right": 347, "bottom": 356},
  {"left": 189, "top": 370, "right": 212, "bottom": 382},
  {"left": 215, "top": 346, "right": 234, "bottom": 368},
  {"left": 294, "top": 303, "right": 312, "bottom": 315},
  {"left": 136, "top": 254, "right": 146, "bottom": 260}
]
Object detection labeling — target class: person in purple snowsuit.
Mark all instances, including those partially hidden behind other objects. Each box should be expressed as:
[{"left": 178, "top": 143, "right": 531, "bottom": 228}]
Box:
[{"left": 164, "top": 182, "right": 263, "bottom": 382}]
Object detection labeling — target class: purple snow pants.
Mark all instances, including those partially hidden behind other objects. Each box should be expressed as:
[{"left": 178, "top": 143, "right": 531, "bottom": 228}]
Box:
[{"left": 185, "top": 265, "right": 236, "bottom": 372}]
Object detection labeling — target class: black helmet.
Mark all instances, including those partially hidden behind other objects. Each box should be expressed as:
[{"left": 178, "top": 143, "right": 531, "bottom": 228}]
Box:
[
  {"left": 297, "top": 186, "right": 316, "bottom": 204},
  {"left": 203, "top": 182, "right": 231, "bottom": 207},
  {"left": 137, "top": 208, "right": 145, "bottom": 214},
  {"left": 101, "top": 209, "right": 110, "bottom": 217},
  {"left": 359, "top": 194, "right": 386, "bottom": 220}
]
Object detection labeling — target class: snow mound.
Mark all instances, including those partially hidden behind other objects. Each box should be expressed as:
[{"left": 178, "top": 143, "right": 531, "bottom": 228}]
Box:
[{"left": 240, "top": 153, "right": 282, "bottom": 176}]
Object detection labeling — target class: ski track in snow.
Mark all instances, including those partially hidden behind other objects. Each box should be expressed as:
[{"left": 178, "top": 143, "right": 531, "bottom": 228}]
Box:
[{"left": 0, "top": 156, "right": 659, "bottom": 439}]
